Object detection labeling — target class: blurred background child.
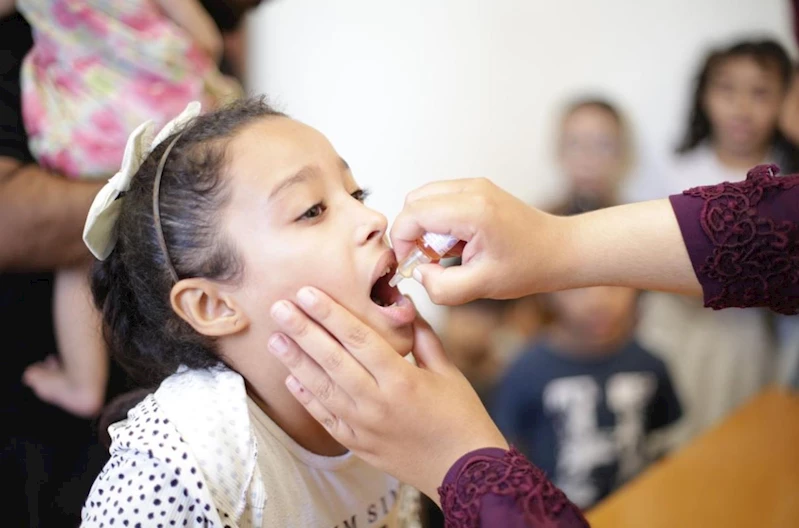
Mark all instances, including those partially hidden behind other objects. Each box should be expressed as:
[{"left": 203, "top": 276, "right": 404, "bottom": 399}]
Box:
[
  {"left": 492, "top": 283, "right": 682, "bottom": 510},
  {"left": 16, "top": 0, "right": 243, "bottom": 417},
  {"left": 631, "top": 38, "right": 796, "bottom": 447},
  {"left": 440, "top": 295, "right": 544, "bottom": 411},
  {"left": 547, "top": 97, "right": 632, "bottom": 215}
]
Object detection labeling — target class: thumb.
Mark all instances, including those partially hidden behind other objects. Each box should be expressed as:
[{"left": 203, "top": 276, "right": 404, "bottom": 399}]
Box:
[
  {"left": 414, "top": 263, "right": 483, "bottom": 305},
  {"left": 411, "top": 315, "right": 451, "bottom": 372}
]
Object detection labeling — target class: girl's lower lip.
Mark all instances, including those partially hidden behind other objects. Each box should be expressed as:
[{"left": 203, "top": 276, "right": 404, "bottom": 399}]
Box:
[{"left": 375, "top": 295, "right": 416, "bottom": 326}]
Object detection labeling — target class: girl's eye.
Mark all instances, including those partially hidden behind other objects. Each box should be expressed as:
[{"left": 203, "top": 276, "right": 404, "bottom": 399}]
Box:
[
  {"left": 352, "top": 188, "right": 371, "bottom": 203},
  {"left": 297, "top": 203, "right": 327, "bottom": 221}
]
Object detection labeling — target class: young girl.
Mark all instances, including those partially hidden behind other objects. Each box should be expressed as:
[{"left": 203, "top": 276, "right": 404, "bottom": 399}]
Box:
[
  {"left": 17, "top": 0, "right": 242, "bottom": 417},
  {"left": 79, "top": 98, "right": 420, "bottom": 526},
  {"left": 633, "top": 39, "right": 797, "bottom": 447},
  {"left": 547, "top": 97, "right": 632, "bottom": 215}
]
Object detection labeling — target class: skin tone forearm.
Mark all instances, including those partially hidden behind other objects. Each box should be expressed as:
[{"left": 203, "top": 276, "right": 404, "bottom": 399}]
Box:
[
  {"left": 156, "top": 0, "right": 224, "bottom": 62},
  {"left": 0, "top": 158, "right": 102, "bottom": 271},
  {"left": 1, "top": 0, "right": 15, "bottom": 18},
  {"left": 560, "top": 198, "right": 701, "bottom": 296},
  {"left": 222, "top": 26, "right": 248, "bottom": 81}
]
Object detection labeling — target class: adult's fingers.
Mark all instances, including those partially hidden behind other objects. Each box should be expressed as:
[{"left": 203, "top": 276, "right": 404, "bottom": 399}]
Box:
[
  {"left": 403, "top": 178, "right": 480, "bottom": 204},
  {"left": 409, "top": 315, "right": 452, "bottom": 372},
  {"left": 267, "top": 329, "right": 360, "bottom": 417},
  {"left": 293, "top": 287, "right": 405, "bottom": 381},
  {"left": 412, "top": 261, "right": 485, "bottom": 305},
  {"left": 284, "top": 375, "right": 356, "bottom": 444},
  {"left": 270, "top": 300, "right": 376, "bottom": 396},
  {"left": 389, "top": 194, "right": 487, "bottom": 260}
]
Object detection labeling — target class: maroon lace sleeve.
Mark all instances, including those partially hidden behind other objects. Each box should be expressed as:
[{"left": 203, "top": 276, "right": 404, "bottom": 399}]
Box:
[
  {"left": 437, "top": 447, "right": 589, "bottom": 528},
  {"left": 669, "top": 164, "right": 799, "bottom": 315}
]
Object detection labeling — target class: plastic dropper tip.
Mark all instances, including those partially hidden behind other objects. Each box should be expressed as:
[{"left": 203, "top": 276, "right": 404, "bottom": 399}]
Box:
[{"left": 389, "top": 273, "right": 402, "bottom": 288}]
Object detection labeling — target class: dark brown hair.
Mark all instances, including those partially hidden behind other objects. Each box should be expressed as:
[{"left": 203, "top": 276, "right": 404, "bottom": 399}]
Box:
[
  {"left": 92, "top": 97, "right": 285, "bottom": 432},
  {"left": 677, "top": 38, "right": 798, "bottom": 171}
]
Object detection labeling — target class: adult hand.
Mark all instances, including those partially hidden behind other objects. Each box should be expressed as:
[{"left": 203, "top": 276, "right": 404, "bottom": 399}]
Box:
[
  {"left": 268, "top": 287, "right": 509, "bottom": 503},
  {"left": 390, "top": 178, "right": 571, "bottom": 305},
  {"left": 391, "top": 178, "right": 699, "bottom": 304}
]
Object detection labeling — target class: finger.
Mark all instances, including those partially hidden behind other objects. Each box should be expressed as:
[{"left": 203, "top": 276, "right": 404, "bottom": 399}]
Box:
[
  {"left": 293, "top": 287, "right": 406, "bottom": 380},
  {"left": 270, "top": 301, "right": 377, "bottom": 395},
  {"left": 284, "top": 375, "right": 356, "bottom": 444},
  {"left": 389, "top": 194, "right": 484, "bottom": 260},
  {"left": 403, "top": 178, "right": 478, "bottom": 204},
  {"left": 413, "top": 262, "right": 484, "bottom": 305},
  {"left": 443, "top": 240, "right": 466, "bottom": 259},
  {"left": 410, "top": 314, "right": 452, "bottom": 372},
  {"left": 268, "top": 331, "right": 358, "bottom": 415}
]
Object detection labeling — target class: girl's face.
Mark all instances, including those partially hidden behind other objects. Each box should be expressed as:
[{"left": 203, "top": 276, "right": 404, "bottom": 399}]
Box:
[
  {"left": 221, "top": 117, "right": 415, "bottom": 354},
  {"left": 557, "top": 106, "right": 624, "bottom": 200},
  {"left": 703, "top": 56, "right": 786, "bottom": 157}
]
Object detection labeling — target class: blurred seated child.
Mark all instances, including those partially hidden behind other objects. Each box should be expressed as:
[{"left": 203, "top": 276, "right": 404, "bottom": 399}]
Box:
[
  {"left": 492, "top": 284, "right": 682, "bottom": 510},
  {"left": 547, "top": 96, "right": 632, "bottom": 214}
]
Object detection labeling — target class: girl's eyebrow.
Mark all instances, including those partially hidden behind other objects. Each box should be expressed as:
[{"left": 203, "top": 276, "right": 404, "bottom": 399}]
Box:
[
  {"left": 269, "top": 158, "right": 351, "bottom": 201},
  {"left": 269, "top": 166, "right": 320, "bottom": 201}
]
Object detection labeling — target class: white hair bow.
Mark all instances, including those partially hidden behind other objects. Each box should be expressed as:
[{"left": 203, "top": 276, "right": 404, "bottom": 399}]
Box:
[{"left": 82, "top": 101, "right": 202, "bottom": 260}]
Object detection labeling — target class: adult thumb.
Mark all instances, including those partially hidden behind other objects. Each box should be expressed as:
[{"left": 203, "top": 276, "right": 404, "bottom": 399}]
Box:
[
  {"left": 414, "top": 263, "right": 482, "bottom": 305},
  {"left": 411, "top": 315, "right": 451, "bottom": 372}
]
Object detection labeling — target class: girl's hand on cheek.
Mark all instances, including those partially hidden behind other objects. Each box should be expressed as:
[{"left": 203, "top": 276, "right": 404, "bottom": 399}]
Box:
[{"left": 268, "top": 287, "right": 508, "bottom": 504}]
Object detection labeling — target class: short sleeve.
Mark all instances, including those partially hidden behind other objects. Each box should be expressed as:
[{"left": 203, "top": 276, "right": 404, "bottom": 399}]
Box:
[{"left": 81, "top": 451, "right": 209, "bottom": 527}]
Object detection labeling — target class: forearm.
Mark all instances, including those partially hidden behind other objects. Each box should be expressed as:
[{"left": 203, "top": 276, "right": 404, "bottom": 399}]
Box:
[
  {"left": 558, "top": 198, "right": 701, "bottom": 295},
  {"left": 0, "top": 159, "right": 102, "bottom": 271},
  {"left": 0, "top": 0, "right": 16, "bottom": 18},
  {"left": 222, "top": 26, "right": 248, "bottom": 81},
  {"left": 156, "top": 0, "right": 223, "bottom": 62}
]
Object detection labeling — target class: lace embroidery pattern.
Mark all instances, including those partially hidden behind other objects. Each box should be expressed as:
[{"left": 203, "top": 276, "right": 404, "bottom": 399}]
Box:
[
  {"left": 683, "top": 164, "right": 799, "bottom": 315},
  {"left": 438, "top": 447, "right": 583, "bottom": 528}
]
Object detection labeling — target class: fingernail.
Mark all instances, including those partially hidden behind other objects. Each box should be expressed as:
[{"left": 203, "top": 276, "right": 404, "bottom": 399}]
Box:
[
  {"left": 271, "top": 301, "right": 292, "bottom": 323},
  {"left": 297, "top": 287, "right": 317, "bottom": 308},
  {"left": 268, "top": 334, "right": 288, "bottom": 356},
  {"left": 286, "top": 375, "right": 303, "bottom": 393},
  {"left": 412, "top": 268, "right": 423, "bottom": 283}
]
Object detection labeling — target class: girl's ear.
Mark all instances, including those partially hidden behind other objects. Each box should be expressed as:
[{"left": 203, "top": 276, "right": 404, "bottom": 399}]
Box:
[{"left": 170, "top": 278, "right": 250, "bottom": 337}]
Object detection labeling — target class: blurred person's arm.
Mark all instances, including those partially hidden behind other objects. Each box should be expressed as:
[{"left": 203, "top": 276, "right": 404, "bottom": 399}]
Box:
[
  {"left": 196, "top": 0, "right": 264, "bottom": 81},
  {"left": 156, "top": 0, "right": 223, "bottom": 62},
  {"left": 221, "top": 23, "right": 248, "bottom": 81},
  {"left": 0, "top": 0, "right": 15, "bottom": 18},
  {"left": 0, "top": 158, "right": 102, "bottom": 271}
]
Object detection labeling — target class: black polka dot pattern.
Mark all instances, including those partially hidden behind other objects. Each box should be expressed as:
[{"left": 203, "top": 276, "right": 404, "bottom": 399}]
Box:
[{"left": 81, "top": 395, "right": 233, "bottom": 527}]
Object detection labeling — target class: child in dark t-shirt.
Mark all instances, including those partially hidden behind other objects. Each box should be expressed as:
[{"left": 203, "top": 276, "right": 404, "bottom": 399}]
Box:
[{"left": 493, "top": 286, "right": 682, "bottom": 509}]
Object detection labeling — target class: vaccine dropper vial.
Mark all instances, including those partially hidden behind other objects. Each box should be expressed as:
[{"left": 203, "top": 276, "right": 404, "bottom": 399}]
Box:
[{"left": 389, "top": 233, "right": 459, "bottom": 287}]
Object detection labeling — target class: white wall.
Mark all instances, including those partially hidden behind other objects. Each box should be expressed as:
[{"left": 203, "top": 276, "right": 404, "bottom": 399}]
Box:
[{"left": 247, "top": 0, "right": 795, "bottom": 328}]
